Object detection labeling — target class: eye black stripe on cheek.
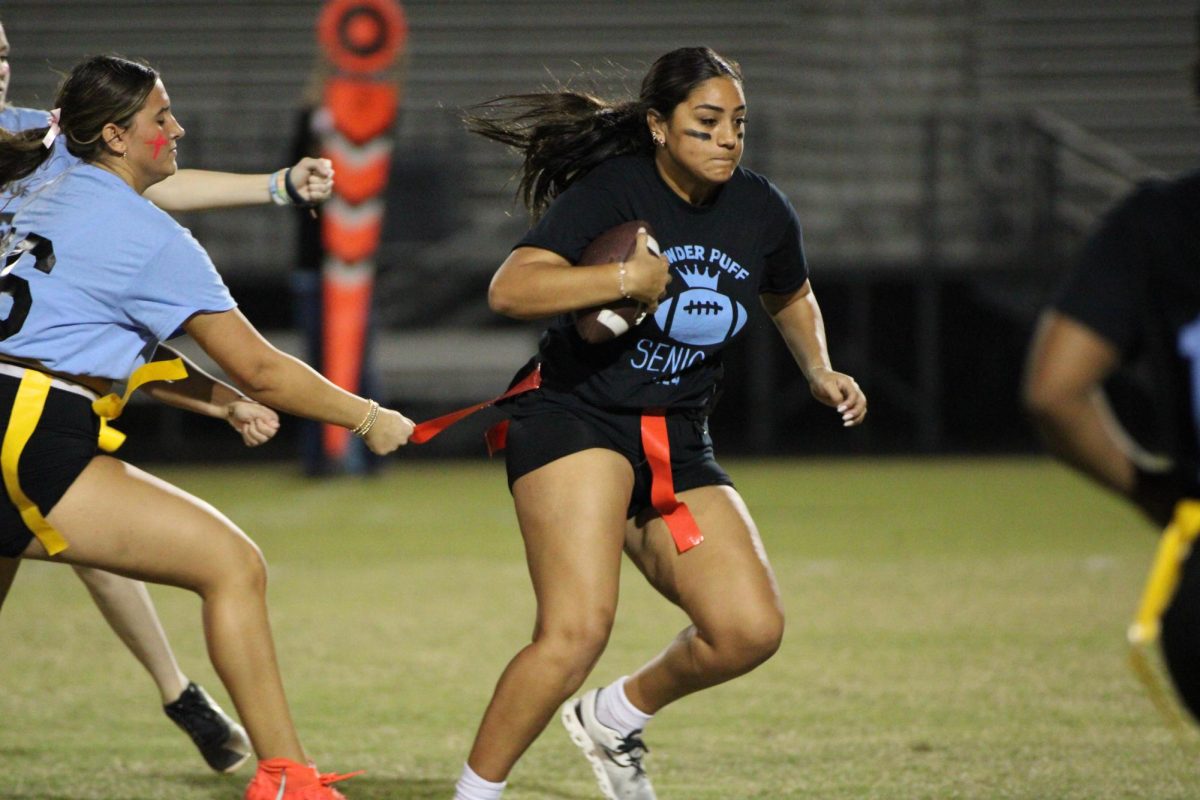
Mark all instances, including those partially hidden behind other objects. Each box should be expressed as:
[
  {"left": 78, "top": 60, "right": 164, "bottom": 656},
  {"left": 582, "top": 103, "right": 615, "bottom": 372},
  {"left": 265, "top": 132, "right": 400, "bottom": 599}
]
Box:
[{"left": 683, "top": 129, "right": 712, "bottom": 141}]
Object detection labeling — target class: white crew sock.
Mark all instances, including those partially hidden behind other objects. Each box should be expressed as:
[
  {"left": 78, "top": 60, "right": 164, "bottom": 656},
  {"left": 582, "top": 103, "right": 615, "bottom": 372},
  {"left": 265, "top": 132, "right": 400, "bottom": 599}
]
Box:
[
  {"left": 454, "top": 762, "right": 506, "bottom": 800},
  {"left": 594, "top": 675, "right": 654, "bottom": 737}
]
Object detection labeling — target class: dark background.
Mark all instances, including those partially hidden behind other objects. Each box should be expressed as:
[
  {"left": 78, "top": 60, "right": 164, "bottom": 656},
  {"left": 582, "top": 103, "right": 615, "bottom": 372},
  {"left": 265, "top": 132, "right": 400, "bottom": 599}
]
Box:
[{"left": 2, "top": 0, "right": 1193, "bottom": 462}]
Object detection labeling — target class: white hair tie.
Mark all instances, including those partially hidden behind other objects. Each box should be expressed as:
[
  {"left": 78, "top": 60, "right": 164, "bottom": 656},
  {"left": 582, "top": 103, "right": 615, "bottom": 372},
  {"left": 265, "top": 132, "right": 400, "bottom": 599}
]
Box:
[{"left": 41, "top": 108, "right": 61, "bottom": 149}]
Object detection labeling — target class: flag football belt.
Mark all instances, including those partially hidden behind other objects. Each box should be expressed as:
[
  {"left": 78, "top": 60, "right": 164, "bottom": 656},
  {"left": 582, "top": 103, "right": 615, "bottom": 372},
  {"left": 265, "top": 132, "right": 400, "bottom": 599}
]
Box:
[
  {"left": 639, "top": 410, "right": 704, "bottom": 553},
  {"left": 409, "top": 364, "right": 703, "bottom": 554},
  {"left": 90, "top": 357, "right": 189, "bottom": 452},
  {"left": 408, "top": 364, "right": 543, "bottom": 448},
  {"left": 1129, "top": 499, "right": 1200, "bottom": 645},
  {"left": 0, "top": 358, "right": 187, "bottom": 556},
  {"left": 1127, "top": 499, "right": 1200, "bottom": 730}
]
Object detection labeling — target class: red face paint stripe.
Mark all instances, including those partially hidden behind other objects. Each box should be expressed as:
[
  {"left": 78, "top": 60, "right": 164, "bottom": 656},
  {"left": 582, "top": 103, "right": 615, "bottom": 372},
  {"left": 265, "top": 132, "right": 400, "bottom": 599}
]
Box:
[{"left": 146, "top": 132, "right": 168, "bottom": 159}]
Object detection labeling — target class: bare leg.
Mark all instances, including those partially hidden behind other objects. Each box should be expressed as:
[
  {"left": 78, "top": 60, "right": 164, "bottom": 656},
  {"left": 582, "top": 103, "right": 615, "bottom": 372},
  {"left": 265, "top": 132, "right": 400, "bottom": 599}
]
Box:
[
  {"left": 622, "top": 485, "right": 784, "bottom": 714},
  {"left": 465, "top": 449, "right": 633, "bottom": 782},
  {"left": 27, "top": 456, "right": 304, "bottom": 762},
  {"left": 72, "top": 566, "right": 189, "bottom": 703}
]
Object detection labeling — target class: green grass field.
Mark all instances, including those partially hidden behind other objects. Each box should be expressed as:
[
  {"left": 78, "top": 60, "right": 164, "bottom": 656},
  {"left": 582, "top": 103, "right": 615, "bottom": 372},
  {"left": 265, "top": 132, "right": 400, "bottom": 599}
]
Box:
[{"left": 2, "top": 457, "right": 1198, "bottom": 799}]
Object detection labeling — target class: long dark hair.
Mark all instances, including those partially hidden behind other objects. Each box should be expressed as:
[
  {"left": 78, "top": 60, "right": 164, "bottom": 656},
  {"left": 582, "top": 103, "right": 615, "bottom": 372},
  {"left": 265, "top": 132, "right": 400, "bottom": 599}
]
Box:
[
  {"left": 0, "top": 54, "right": 158, "bottom": 187},
  {"left": 465, "top": 46, "right": 742, "bottom": 219}
]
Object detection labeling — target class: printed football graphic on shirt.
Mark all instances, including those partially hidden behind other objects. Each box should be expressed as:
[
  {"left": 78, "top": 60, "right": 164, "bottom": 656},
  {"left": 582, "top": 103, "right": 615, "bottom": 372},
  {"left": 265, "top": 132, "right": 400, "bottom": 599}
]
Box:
[{"left": 653, "top": 267, "right": 747, "bottom": 346}]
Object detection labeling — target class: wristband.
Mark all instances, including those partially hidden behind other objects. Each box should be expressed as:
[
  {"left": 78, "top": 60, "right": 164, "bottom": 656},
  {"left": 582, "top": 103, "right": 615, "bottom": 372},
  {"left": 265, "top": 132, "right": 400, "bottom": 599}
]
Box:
[
  {"left": 283, "top": 167, "right": 314, "bottom": 207},
  {"left": 268, "top": 169, "right": 289, "bottom": 205},
  {"left": 268, "top": 169, "right": 289, "bottom": 206}
]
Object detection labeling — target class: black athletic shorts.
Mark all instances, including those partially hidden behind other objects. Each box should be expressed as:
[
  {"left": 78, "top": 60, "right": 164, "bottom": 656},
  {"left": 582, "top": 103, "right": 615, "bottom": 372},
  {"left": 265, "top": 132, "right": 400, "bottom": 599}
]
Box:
[
  {"left": 0, "top": 371, "right": 99, "bottom": 557},
  {"left": 503, "top": 387, "right": 733, "bottom": 520}
]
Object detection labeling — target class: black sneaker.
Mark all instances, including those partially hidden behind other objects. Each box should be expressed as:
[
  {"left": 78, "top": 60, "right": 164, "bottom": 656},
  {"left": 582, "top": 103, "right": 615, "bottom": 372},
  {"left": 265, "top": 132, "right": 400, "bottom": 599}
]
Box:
[{"left": 163, "top": 682, "right": 252, "bottom": 773}]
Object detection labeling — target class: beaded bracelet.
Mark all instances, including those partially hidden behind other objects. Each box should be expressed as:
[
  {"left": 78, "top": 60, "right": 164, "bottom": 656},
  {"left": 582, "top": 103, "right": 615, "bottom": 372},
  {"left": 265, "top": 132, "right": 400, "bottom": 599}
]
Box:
[
  {"left": 617, "top": 262, "right": 631, "bottom": 299},
  {"left": 351, "top": 399, "right": 380, "bottom": 437},
  {"left": 268, "top": 169, "right": 289, "bottom": 205}
]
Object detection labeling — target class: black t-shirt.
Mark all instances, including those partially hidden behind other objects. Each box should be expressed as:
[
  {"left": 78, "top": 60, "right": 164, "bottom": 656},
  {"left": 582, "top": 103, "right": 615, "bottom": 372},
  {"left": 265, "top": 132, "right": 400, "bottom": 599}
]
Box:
[
  {"left": 516, "top": 154, "right": 808, "bottom": 410},
  {"left": 1054, "top": 169, "right": 1200, "bottom": 487}
]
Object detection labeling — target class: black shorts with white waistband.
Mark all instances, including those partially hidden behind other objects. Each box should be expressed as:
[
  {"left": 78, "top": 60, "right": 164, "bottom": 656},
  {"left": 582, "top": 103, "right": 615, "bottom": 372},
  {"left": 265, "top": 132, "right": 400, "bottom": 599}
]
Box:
[
  {"left": 0, "top": 372, "right": 99, "bottom": 556},
  {"left": 502, "top": 387, "right": 733, "bottom": 520}
]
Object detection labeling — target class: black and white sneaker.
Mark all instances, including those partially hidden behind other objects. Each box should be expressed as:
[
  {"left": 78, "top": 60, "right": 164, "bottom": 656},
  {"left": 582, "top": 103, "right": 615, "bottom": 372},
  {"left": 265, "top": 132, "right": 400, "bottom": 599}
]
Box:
[
  {"left": 163, "top": 682, "right": 252, "bottom": 773},
  {"left": 561, "top": 688, "right": 656, "bottom": 800}
]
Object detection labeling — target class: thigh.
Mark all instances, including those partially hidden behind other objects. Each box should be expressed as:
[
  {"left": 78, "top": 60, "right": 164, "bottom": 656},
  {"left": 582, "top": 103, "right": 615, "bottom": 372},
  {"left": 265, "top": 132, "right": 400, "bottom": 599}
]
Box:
[
  {"left": 625, "top": 485, "right": 781, "bottom": 627},
  {"left": 513, "top": 448, "right": 635, "bottom": 632},
  {"left": 25, "top": 456, "right": 260, "bottom": 592}
]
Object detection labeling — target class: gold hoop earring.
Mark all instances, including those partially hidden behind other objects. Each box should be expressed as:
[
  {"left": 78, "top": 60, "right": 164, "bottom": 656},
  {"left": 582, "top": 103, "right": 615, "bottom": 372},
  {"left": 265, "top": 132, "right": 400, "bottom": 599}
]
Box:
[{"left": 105, "top": 134, "right": 126, "bottom": 159}]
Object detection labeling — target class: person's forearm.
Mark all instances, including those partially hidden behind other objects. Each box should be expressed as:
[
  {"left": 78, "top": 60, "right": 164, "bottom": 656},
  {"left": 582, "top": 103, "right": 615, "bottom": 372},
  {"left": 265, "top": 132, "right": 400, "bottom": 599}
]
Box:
[
  {"left": 766, "top": 289, "right": 833, "bottom": 379},
  {"left": 1029, "top": 389, "right": 1136, "bottom": 495},
  {"left": 184, "top": 309, "right": 371, "bottom": 430},
  {"left": 232, "top": 350, "right": 370, "bottom": 431},
  {"left": 144, "top": 169, "right": 272, "bottom": 211},
  {"left": 141, "top": 346, "right": 243, "bottom": 418},
  {"left": 489, "top": 259, "right": 627, "bottom": 319}
]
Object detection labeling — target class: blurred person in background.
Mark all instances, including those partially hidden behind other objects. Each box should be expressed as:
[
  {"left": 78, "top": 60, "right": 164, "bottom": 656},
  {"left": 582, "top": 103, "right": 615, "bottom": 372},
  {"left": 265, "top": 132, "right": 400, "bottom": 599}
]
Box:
[
  {"left": 1022, "top": 10, "right": 1200, "bottom": 724},
  {"left": 0, "top": 53, "right": 414, "bottom": 799},
  {"left": 455, "top": 46, "right": 866, "bottom": 800},
  {"left": 0, "top": 16, "right": 336, "bottom": 775}
]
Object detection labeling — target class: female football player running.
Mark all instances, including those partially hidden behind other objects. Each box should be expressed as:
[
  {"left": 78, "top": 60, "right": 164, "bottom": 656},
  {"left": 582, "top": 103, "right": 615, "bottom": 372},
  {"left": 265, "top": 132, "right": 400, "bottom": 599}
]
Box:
[{"left": 454, "top": 47, "right": 866, "bottom": 800}]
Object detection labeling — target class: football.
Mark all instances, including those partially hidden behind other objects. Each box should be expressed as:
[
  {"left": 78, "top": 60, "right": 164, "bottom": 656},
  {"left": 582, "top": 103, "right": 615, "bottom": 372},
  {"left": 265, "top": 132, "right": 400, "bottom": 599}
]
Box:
[{"left": 573, "top": 219, "right": 659, "bottom": 344}]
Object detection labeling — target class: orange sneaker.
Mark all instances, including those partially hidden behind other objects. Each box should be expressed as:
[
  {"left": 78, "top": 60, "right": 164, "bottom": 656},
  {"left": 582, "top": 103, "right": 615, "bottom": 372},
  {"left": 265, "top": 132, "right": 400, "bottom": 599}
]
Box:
[{"left": 244, "top": 758, "right": 361, "bottom": 800}]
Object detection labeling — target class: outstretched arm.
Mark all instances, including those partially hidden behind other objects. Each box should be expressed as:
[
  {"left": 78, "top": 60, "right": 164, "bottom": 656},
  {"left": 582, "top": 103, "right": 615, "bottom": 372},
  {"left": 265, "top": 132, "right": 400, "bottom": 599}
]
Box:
[
  {"left": 183, "top": 308, "right": 413, "bottom": 454},
  {"left": 762, "top": 281, "right": 867, "bottom": 427},
  {"left": 140, "top": 344, "right": 280, "bottom": 447},
  {"left": 143, "top": 157, "right": 334, "bottom": 212}
]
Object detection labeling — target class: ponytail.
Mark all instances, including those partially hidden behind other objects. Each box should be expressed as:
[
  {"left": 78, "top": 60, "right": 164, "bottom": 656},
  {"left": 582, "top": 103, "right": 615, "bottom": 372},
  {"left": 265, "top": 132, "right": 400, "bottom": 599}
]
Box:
[
  {"left": 0, "top": 127, "right": 55, "bottom": 188},
  {"left": 466, "top": 48, "right": 742, "bottom": 221},
  {"left": 0, "top": 55, "right": 157, "bottom": 192},
  {"left": 464, "top": 91, "right": 651, "bottom": 220}
]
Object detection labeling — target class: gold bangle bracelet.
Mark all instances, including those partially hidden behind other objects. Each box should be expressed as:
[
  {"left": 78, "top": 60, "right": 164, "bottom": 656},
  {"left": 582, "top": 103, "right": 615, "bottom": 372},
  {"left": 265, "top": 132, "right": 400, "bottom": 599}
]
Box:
[{"left": 351, "top": 399, "right": 380, "bottom": 437}]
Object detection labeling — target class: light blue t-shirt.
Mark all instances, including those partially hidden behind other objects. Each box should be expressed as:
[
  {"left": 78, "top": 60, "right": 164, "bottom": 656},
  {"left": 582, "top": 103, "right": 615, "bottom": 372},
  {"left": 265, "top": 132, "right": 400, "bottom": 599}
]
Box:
[
  {"left": 0, "top": 161, "right": 235, "bottom": 380},
  {"left": 0, "top": 104, "right": 53, "bottom": 134},
  {"left": 0, "top": 106, "right": 84, "bottom": 241}
]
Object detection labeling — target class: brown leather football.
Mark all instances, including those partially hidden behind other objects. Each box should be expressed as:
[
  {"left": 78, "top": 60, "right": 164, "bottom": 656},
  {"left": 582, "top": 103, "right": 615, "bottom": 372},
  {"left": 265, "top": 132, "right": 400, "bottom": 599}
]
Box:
[{"left": 573, "top": 219, "right": 658, "bottom": 343}]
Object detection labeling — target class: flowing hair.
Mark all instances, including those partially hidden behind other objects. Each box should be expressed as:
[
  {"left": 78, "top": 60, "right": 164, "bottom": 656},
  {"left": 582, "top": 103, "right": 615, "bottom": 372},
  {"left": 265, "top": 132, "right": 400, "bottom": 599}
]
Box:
[
  {"left": 465, "top": 46, "right": 742, "bottom": 220},
  {"left": 0, "top": 54, "right": 157, "bottom": 187}
]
